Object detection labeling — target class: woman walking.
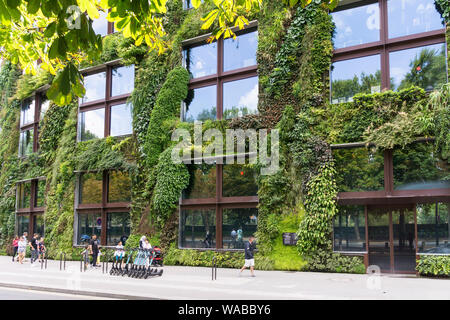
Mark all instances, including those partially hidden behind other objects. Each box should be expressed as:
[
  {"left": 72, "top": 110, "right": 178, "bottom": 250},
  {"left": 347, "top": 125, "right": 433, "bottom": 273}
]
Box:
[{"left": 17, "top": 236, "right": 28, "bottom": 264}]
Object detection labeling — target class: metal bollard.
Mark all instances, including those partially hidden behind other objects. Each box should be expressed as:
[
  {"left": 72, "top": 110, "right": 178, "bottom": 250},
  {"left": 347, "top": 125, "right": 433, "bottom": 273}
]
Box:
[{"left": 212, "top": 256, "right": 217, "bottom": 280}]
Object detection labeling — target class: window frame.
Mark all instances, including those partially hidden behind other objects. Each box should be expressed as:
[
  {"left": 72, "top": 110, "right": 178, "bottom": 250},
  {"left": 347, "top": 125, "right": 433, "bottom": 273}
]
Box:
[
  {"left": 75, "top": 170, "right": 131, "bottom": 246},
  {"left": 15, "top": 177, "right": 46, "bottom": 239},
  {"left": 181, "top": 23, "right": 258, "bottom": 122},
  {"left": 331, "top": 0, "right": 447, "bottom": 96},
  {"left": 78, "top": 61, "right": 134, "bottom": 141},
  {"left": 179, "top": 154, "right": 259, "bottom": 250}
]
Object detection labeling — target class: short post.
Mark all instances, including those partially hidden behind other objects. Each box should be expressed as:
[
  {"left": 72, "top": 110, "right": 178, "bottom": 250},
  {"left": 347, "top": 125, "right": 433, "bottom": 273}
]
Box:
[
  {"left": 212, "top": 256, "right": 217, "bottom": 281},
  {"left": 59, "top": 253, "right": 62, "bottom": 271},
  {"left": 45, "top": 254, "right": 47, "bottom": 269},
  {"left": 63, "top": 253, "right": 66, "bottom": 271}
]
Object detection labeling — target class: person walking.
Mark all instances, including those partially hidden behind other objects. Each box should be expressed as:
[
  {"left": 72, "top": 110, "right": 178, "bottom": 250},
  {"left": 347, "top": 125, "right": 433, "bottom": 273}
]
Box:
[
  {"left": 239, "top": 236, "right": 256, "bottom": 277},
  {"left": 29, "top": 233, "right": 39, "bottom": 265},
  {"left": 38, "top": 237, "right": 46, "bottom": 263},
  {"left": 17, "top": 236, "right": 27, "bottom": 264},
  {"left": 230, "top": 229, "right": 237, "bottom": 249},
  {"left": 89, "top": 234, "right": 100, "bottom": 267},
  {"left": 12, "top": 236, "right": 19, "bottom": 262}
]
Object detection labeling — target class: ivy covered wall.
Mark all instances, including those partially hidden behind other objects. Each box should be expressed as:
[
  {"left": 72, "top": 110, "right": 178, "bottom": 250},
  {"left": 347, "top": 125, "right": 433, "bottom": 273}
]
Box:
[{"left": 0, "top": 0, "right": 448, "bottom": 275}]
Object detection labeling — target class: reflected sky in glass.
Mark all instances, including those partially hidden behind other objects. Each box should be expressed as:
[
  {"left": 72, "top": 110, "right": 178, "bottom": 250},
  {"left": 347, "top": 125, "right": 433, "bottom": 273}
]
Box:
[
  {"left": 224, "top": 31, "right": 258, "bottom": 71},
  {"left": 184, "top": 42, "right": 217, "bottom": 78},
  {"left": 19, "top": 129, "right": 34, "bottom": 157},
  {"left": 223, "top": 77, "right": 258, "bottom": 119},
  {"left": 110, "top": 103, "right": 133, "bottom": 137},
  {"left": 331, "top": 55, "right": 381, "bottom": 103},
  {"left": 111, "top": 65, "right": 135, "bottom": 97},
  {"left": 389, "top": 43, "right": 447, "bottom": 91},
  {"left": 92, "top": 10, "right": 108, "bottom": 37},
  {"left": 185, "top": 85, "right": 216, "bottom": 122},
  {"left": 388, "top": 0, "right": 444, "bottom": 39},
  {"left": 40, "top": 97, "right": 50, "bottom": 120},
  {"left": 82, "top": 72, "right": 106, "bottom": 104},
  {"left": 21, "top": 98, "right": 35, "bottom": 126},
  {"left": 332, "top": 3, "right": 380, "bottom": 49},
  {"left": 79, "top": 108, "right": 104, "bottom": 141}
]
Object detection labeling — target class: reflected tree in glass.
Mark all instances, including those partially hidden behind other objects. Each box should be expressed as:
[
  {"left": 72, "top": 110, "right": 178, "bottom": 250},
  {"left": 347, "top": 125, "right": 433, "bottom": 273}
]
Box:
[{"left": 183, "top": 164, "right": 216, "bottom": 199}]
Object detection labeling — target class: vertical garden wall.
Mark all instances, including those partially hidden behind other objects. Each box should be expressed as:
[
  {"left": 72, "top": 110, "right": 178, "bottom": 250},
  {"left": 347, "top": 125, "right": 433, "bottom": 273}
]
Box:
[{"left": 0, "top": 0, "right": 448, "bottom": 275}]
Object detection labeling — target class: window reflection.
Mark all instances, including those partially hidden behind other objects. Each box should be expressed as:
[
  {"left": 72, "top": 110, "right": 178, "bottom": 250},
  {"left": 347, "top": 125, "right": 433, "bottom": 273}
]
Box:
[
  {"left": 222, "top": 208, "right": 258, "bottom": 249},
  {"left": 33, "top": 215, "right": 45, "bottom": 237},
  {"left": 110, "top": 103, "right": 133, "bottom": 137},
  {"left": 40, "top": 97, "right": 50, "bottom": 120},
  {"left": 389, "top": 43, "right": 447, "bottom": 91},
  {"left": 332, "top": 3, "right": 380, "bottom": 49},
  {"left": 79, "top": 172, "right": 103, "bottom": 204},
  {"left": 17, "top": 215, "right": 29, "bottom": 237},
  {"left": 333, "top": 147, "right": 385, "bottom": 192},
  {"left": 179, "top": 209, "right": 216, "bottom": 248},
  {"left": 18, "top": 182, "right": 31, "bottom": 209},
  {"left": 78, "top": 108, "right": 105, "bottom": 141},
  {"left": 417, "top": 202, "right": 450, "bottom": 254},
  {"left": 19, "top": 129, "right": 34, "bottom": 157},
  {"left": 82, "top": 72, "right": 106, "bottom": 104},
  {"left": 183, "top": 164, "right": 216, "bottom": 199},
  {"left": 388, "top": 0, "right": 444, "bottom": 39},
  {"left": 334, "top": 205, "right": 366, "bottom": 252},
  {"left": 223, "top": 164, "right": 258, "bottom": 197},
  {"left": 107, "top": 212, "right": 131, "bottom": 245},
  {"left": 111, "top": 65, "right": 135, "bottom": 97},
  {"left": 223, "top": 77, "right": 258, "bottom": 120},
  {"left": 331, "top": 55, "right": 381, "bottom": 103},
  {"left": 223, "top": 31, "right": 258, "bottom": 71},
  {"left": 21, "top": 98, "right": 35, "bottom": 126},
  {"left": 92, "top": 10, "right": 109, "bottom": 37},
  {"left": 184, "top": 85, "right": 216, "bottom": 122},
  {"left": 77, "top": 213, "right": 102, "bottom": 244},
  {"left": 184, "top": 43, "right": 217, "bottom": 78},
  {"left": 35, "top": 180, "right": 46, "bottom": 208},
  {"left": 393, "top": 142, "right": 450, "bottom": 190},
  {"left": 108, "top": 171, "right": 131, "bottom": 203}
]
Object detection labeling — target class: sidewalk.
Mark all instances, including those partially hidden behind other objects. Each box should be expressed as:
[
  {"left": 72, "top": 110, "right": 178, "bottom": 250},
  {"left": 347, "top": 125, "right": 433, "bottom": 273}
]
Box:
[{"left": 0, "top": 256, "right": 448, "bottom": 300}]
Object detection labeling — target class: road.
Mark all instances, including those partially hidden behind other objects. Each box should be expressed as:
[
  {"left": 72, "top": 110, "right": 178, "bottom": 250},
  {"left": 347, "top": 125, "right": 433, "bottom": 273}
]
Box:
[{"left": 0, "top": 286, "right": 112, "bottom": 300}]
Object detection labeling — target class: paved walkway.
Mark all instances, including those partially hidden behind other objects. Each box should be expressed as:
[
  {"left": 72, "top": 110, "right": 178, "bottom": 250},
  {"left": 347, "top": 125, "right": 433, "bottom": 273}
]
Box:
[{"left": 0, "top": 256, "right": 448, "bottom": 300}]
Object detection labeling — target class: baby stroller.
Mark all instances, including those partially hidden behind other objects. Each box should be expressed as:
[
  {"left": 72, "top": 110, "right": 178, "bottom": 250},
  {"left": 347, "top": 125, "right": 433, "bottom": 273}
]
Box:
[{"left": 151, "top": 246, "right": 164, "bottom": 267}]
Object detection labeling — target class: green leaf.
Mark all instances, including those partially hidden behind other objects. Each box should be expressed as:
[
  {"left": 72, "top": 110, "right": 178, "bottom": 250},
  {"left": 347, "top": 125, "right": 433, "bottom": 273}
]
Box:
[
  {"left": 26, "top": 0, "right": 41, "bottom": 14},
  {"left": 44, "top": 21, "right": 57, "bottom": 38}
]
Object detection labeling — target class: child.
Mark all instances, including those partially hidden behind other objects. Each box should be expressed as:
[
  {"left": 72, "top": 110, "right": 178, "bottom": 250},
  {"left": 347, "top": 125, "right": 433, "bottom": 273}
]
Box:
[
  {"left": 38, "top": 237, "right": 46, "bottom": 263},
  {"left": 114, "top": 241, "right": 125, "bottom": 268},
  {"left": 80, "top": 244, "right": 91, "bottom": 269},
  {"left": 17, "top": 236, "right": 28, "bottom": 264}
]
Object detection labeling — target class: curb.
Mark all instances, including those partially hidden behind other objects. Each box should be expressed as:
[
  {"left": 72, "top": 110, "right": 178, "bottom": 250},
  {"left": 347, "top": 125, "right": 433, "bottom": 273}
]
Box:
[{"left": 0, "top": 282, "right": 161, "bottom": 300}]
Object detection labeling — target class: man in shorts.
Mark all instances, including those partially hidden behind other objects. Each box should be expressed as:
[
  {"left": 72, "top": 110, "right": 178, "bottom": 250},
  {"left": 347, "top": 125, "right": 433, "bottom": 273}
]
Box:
[{"left": 239, "top": 236, "right": 256, "bottom": 277}]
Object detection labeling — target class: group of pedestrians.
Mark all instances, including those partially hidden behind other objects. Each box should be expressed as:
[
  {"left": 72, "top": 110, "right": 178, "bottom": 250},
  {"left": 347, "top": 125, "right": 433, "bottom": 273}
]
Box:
[{"left": 12, "top": 232, "right": 46, "bottom": 265}]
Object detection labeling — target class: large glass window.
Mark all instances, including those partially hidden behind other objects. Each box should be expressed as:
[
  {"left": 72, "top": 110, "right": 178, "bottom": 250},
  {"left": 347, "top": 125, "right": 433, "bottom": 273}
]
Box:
[
  {"left": 333, "top": 147, "right": 385, "bottom": 192},
  {"left": 184, "top": 85, "right": 217, "bottom": 122},
  {"left": 17, "top": 215, "right": 30, "bottom": 237},
  {"left": 18, "top": 129, "right": 34, "bottom": 157},
  {"left": 77, "top": 213, "right": 102, "bottom": 244},
  {"left": 331, "top": 0, "right": 446, "bottom": 101},
  {"left": 35, "top": 179, "right": 46, "bottom": 208},
  {"left": 111, "top": 65, "right": 135, "bottom": 97},
  {"left": 222, "top": 164, "right": 258, "bottom": 197},
  {"left": 223, "top": 77, "right": 259, "bottom": 120},
  {"left": 33, "top": 214, "right": 45, "bottom": 237},
  {"left": 79, "top": 172, "right": 103, "bottom": 204},
  {"left": 387, "top": 0, "right": 444, "bottom": 39},
  {"left": 82, "top": 72, "right": 107, "bottom": 104},
  {"left": 183, "top": 29, "right": 258, "bottom": 121},
  {"left": 183, "top": 164, "right": 216, "bottom": 199},
  {"left": 222, "top": 208, "right": 258, "bottom": 249},
  {"left": 179, "top": 209, "right": 216, "bottom": 248},
  {"left": 331, "top": 55, "right": 381, "bottom": 103},
  {"left": 20, "top": 98, "right": 35, "bottom": 126},
  {"left": 417, "top": 202, "right": 450, "bottom": 254},
  {"left": 18, "top": 182, "right": 31, "bottom": 209},
  {"left": 334, "top": 205, "right": 367, "bottom": 252},
  {"left": 110, "top": 103, "right": 133, "bottom": 137},
  {"left": 393, "top": 142, "right": 450, "bottom": 191},
  {"left": 78, "top": 108, "right": 105, "bottom": 141},
  {"left": 332, "top": 2, "right": 380, "bottom": 49},
  {"left": 108, "top": 171, "right": 132, "bottom": 203},
  {"left": 223, "top": 31, "right": 258, "bottom": 71},
  {"left": 107, "top": 212, "right": 131, "bottom": 246},
  {"left": 389, "top": 43, "right": 447, "bottom": 91}
]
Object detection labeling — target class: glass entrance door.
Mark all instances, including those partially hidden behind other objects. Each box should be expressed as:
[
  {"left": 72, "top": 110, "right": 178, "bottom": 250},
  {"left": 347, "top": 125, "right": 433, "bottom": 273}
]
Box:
[{"left": 368, "top": 206, "right": 417, "bottom": 273}]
